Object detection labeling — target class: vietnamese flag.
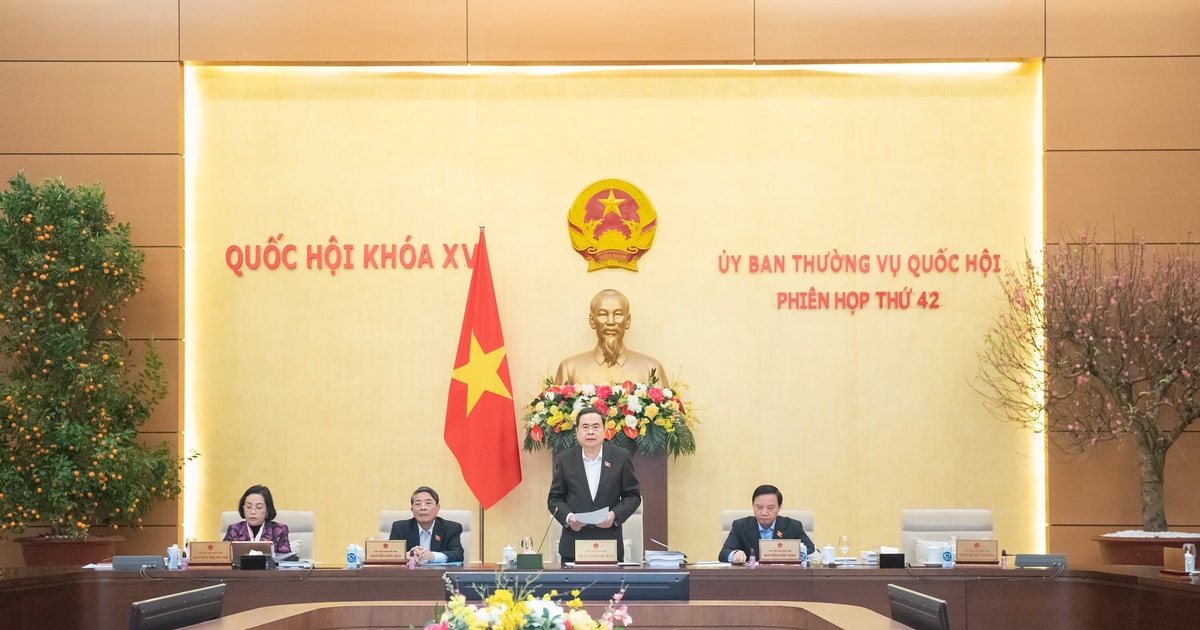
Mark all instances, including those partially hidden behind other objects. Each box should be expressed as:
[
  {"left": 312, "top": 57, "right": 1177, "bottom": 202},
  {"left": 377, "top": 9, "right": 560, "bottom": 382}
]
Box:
[{"left": 444, "top": 228, "right": 522, "bottom": 509}]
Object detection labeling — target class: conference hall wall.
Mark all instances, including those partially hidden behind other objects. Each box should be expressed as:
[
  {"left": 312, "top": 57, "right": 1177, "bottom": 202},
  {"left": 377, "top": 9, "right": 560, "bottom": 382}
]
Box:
[{"left": 187, "top": 64, "right": 1041, "bottom": 565}]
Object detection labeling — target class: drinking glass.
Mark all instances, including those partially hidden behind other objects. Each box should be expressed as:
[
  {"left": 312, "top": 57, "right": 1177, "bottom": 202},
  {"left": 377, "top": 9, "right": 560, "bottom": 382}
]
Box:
[{"left": 837, "top": 534, "right": 851, "bottom": 558}]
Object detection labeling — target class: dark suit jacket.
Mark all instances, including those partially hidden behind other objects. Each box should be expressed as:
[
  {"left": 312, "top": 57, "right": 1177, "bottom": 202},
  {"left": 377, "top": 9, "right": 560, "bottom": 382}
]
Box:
[
  {"left": 388, "top": 516, "right": 465, "bottom": 564},
  {"left": 718, "top": 515, "right": 816, "bottom": 562},
  {"left": 548, "top": 444, "right": 641, "bottom": 563}
]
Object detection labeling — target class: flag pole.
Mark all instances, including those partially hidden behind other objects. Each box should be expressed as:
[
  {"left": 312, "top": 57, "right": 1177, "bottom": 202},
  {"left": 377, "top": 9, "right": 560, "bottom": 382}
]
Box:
[
  {"left": 478, "top": 502, "right": 485, "bottom": 564},
  {"left": 477, "top": 225, "right": 486, "bottom": 564}
]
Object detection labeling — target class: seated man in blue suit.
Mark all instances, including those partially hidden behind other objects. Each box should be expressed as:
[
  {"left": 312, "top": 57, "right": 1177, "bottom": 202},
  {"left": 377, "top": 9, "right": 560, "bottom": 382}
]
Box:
[
  {"left": 388, "top": 486, "right": 465, "bottom": 565},
  {"left": 719, "top": 484, "right": 816, "bottom": 563}
]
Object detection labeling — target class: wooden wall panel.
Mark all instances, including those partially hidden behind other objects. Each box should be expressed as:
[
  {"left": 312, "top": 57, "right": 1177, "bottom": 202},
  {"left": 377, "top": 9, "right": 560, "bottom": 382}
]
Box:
[
  {"left": 0, "top": 62, "right": 180, "bottom": 155},
  {"left": 467, "top": 0, "right": 753, "bottom": 63},
  {"left": 1045, "top": 151, "right": 1200, "bottom": 243},
  {"left": 756, "top": 0, "right": 1044, "bottom": 62},
  {"left": 1047, "top": 432, "right": 1200, "bottom": 527},
  {"left": 0, "top": 0, "right": 178, "bottom": 62},
  {"left": 1048, "top": 525, "right": 1124, "bottom": 566},
  {"left": 1047, "top": 0, "right": 1200, "bottom": 58},
  {"left": 124, "top": 248, "right": 182, "bottom": 341},
  {"left": 0, "top": 156, "right": 181, "bottom": 247},
  {"left": 180, "top": 0, "right": 466, "bottom": 63},
  {"left": 1044, "top": 57, "right": 1200, "bottom": 151}
]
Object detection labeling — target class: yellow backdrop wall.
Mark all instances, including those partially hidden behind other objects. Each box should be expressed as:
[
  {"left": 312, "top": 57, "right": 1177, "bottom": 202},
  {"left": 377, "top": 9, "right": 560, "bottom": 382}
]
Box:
[{"left": 186, "top": 64, "right": 1042, "bottom": 565}]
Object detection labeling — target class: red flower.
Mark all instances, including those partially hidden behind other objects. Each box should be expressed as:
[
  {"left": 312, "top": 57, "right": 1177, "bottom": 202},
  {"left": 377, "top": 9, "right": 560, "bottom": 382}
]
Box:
[
  {"left": 561, "top": 384, "right": 576, "bottom": 397},
  {"left": 648, "top": 387, "right": 664, "bottom": 403},
  {"left": 604, "top": 427, "right": 616, "bottom": 440},
  {"left": 622, "top": 380, "right": 634, "bottom": 393},
  {"left": 623, "top": 425, "right": 639, "bottom": 440},
  {"left": 597, "top": 384, "right": 612, "bottom": 399},
  {"left": 594, "top": 400, "right": 609, "bottom": 415},
  {"left": 531, "top": 424, "right": 544, "bottom": 442}
]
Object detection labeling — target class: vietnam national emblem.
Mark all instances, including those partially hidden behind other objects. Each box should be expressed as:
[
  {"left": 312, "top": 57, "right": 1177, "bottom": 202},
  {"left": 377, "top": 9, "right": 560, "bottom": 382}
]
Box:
[{"left": 567, "top": 179, "right": 657, "bottom": 272}]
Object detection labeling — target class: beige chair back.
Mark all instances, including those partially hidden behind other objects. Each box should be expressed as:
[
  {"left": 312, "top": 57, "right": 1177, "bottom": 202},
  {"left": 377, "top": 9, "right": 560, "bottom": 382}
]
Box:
[
  {"left": 220, "top": 510, "right": 315, "bottom": 560},
  {"left": 379, "top": 509, "right": 473, "bottom": 563},
  {"left": 899, "top": 508, "right": 993, "bottom": 566},
  {"left": 720, "top": 509, "right": 815, "bottom": 549}
]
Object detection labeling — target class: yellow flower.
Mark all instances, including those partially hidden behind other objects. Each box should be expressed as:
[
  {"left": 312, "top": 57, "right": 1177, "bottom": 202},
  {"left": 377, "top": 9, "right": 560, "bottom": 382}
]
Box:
[{"left": 644, "top": 404, "right": 659, "bottom": 419}]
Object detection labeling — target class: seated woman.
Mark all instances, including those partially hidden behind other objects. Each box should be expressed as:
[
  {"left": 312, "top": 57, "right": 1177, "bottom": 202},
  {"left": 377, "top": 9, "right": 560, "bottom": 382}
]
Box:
[{"left": 223, "top": 484, "right": 292, "bottom": 555}]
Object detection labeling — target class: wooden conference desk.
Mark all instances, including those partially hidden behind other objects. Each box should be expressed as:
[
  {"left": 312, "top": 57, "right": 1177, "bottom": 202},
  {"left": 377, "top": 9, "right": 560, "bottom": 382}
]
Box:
[
  {"left": 2, "top": 563, "right": 1199, "bottom": 630},
  {"left": 189, "top": 600, "right": 908, "bottom": 630}
]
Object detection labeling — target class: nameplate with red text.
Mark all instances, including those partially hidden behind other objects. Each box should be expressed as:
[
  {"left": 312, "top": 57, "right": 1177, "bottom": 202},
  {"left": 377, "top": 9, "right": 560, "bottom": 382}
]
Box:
[
  {"left": 364, "top": 540, "right": 410, "bottom": 564},
  {"left": 188, "top": 541, "right": 232, "bottom": 565},
  {"left": 758, "top": 539, "right": 802, "bottom": 563},
  {"left": 574, "top": 539, "right": 618, "bottom": 564},
  {"left": 955, "top": 539, "right": 1000, "bottom": 564}
]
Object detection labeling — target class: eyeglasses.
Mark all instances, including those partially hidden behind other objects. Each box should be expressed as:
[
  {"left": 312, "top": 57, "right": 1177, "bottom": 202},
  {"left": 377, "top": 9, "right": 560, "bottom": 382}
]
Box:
[
  {"left": 243, "top": 503, "right": 266, "bottom": 512},
  {"left": 412, "top": 500, "right": 438, "bottom": 509}
]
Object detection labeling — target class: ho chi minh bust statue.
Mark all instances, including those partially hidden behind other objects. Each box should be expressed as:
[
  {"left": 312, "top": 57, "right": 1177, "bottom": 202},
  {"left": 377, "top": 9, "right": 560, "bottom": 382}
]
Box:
[{"left": 554, "top": 289, "right": 669, "bottom": 387}]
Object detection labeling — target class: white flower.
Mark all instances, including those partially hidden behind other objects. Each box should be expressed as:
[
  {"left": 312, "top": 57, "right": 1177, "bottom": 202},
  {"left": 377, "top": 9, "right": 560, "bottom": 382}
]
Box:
[
  {"left": 543, "top": 392, "right": 558, "bottom": 402},
  {"left": 662, "top": 388, "right": 674, "bottom": 399},
  {"left": 624, "top": 415, "right": 637, "bottom": 428},
  {"left": 625, "top": 396, "right": 643, "bottom": 413},
  {"left": 580, "top": 384, "right": 596, "bottom": 396},
  {"left": 572, "top": 397, "right": 588, "bottom": 412}
]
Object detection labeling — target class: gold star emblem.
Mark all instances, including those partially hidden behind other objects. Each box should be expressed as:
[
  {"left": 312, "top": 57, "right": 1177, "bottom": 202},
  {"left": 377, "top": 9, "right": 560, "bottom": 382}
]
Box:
[
  {"left": 599, "top": 189, "right": 627, "bottom": 217},
  {"left": 452, "top": 332, "right": 512, "bottom": 414}
]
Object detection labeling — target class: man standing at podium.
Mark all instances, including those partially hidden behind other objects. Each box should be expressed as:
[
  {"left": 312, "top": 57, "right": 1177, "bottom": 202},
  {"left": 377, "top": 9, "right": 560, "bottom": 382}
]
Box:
[{"left": 548, "top": 407, "right": 641, "bottom": 565}]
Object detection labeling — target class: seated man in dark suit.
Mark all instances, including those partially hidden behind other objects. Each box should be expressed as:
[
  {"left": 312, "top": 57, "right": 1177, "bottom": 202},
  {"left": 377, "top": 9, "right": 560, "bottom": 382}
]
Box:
[
  {"left": 719, "top": 484, "right": 816, "bottom": 563},
  {"left": 388, "top": 486, "right": 465, "bottom": 565}
]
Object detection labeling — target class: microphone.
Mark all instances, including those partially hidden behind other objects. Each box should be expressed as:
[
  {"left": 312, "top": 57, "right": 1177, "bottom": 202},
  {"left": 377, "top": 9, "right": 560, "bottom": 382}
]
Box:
[
  {"left": 537, "top": 508, "right": 559, "bottom": 555},
  {"left": 650, "top": 538, "right": 687, "bottom": 557}
]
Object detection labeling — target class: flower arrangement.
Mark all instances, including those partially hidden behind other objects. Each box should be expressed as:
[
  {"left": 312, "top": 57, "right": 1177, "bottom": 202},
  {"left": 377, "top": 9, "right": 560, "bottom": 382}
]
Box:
[
  {"left": 427, "top": 573, "right": 632, "bottom": 630},
  {"left": 521, "top": 375, "right": 696, "bottom": 458},
  {"left": 0, "top": 174, "right": 189, "bottom": 539}
]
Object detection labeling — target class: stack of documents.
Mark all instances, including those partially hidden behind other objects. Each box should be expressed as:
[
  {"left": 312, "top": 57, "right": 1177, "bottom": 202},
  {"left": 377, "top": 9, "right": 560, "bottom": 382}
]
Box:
[{"left": 644, "top": 550, "right": 685, "bottom": 568}]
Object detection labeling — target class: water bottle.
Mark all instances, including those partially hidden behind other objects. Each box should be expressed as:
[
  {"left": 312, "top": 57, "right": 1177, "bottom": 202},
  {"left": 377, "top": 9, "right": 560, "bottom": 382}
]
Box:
[
  {"left": 940, "top": 544, "right": 954, "bottom": 569},
  {"left": 747, "top": 553, "right": 757, "bottom": 568},
  {"left": 346, "top": 543, "right": 359, "bottom": 569},
  {"left": 1185, "top": 544, "right": 1196, "bottom": 573},
  {"left": 167, "top": 544, "right": 181, "bottom": 570},
  {"left": 356, "top": 544, "right": 365, "bottom": 568},
  {"left": 800, "top": 545, "right": 809, "bottom": 568}
]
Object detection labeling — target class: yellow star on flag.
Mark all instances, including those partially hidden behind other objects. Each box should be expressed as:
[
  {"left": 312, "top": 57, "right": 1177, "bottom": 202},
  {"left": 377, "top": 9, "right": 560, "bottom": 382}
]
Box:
[{"left": 452, "top": 331, "right": 512, "bottom": 414}]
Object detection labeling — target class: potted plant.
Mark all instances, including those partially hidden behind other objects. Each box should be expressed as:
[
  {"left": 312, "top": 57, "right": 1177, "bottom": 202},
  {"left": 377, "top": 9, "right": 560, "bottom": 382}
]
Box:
[
  {"left": 976, "top": 231, "right": 1200, "bottom": 563},
  {"left": 0, "top": 173, "right": 186, "bottom": 565}
]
